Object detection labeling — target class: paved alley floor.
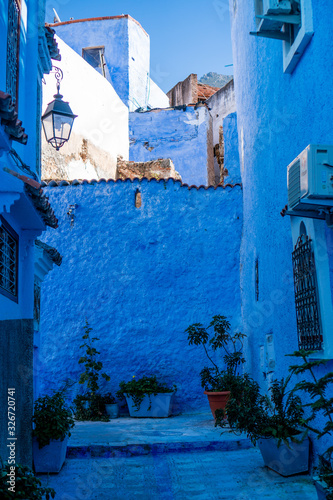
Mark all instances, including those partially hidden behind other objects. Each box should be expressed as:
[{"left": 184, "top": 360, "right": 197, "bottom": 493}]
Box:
[{"left": 38, "top": 413, "right": 318, "bottom": 500}]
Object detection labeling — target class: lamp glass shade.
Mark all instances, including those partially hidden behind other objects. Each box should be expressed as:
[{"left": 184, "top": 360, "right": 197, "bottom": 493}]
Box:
[{"left": 41, "top": 93, "right": 77, "bottom": 150}]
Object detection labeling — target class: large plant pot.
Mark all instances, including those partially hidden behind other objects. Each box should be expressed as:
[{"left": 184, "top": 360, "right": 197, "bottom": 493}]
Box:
[
  {"left": 204, "top": 391, "right": 230, "bottom": 420},
  {"left": 258, "top": 434, "right": 309, "bottom": 477},
  {"left": 313, "top": 476, "right": 333, "bottom": 500},
  {"left": 105, "top": 403, "right": 119, "bottom": 419},
  {"left": 33, "top": 436, "right": 68, "bottom": 473},
  {"left": 125, "top": 393, "right": 174, "bottom": 417}
]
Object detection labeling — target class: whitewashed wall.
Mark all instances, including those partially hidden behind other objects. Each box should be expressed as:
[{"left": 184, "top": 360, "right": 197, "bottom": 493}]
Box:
[{"left": 42, "top": 36, "right": 129, "bottom": 180}]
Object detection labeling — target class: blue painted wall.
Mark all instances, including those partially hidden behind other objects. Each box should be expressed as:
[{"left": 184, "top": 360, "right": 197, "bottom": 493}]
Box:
[
  {"left": 230, "top": 0, "right": 333, "bottom": 456},
  {"left": 129, "top": 106, "right": 212, "bottom": 186},
  {"left": 38, "top": 180, "right": 242, "bottom": 413},
  {"left": 223, "top": 112, "right": 241, "bottom": 185}
]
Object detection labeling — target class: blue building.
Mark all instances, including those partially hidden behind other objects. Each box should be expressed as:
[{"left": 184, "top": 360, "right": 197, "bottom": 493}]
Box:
[
  {"left": 48, "top": 15, "right": 169, "bottom": 112},
  {"left": 0, "top": 0, "right": 60, "bottom": 465},
  {"left": 229, "top": 0, "right": 333, "bottom": 455}
]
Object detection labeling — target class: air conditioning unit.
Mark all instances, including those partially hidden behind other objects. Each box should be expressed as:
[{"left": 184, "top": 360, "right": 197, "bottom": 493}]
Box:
[
  {"left": 288, "top": 145, "right": 333, "bottom": 211},
  {"left": 263, "top": 0, "right": 292, "bottom": 15}
]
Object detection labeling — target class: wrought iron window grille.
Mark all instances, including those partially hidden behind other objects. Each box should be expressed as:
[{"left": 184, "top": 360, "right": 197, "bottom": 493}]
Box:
[
  {"left": 6, "top": 0, "right": 21, "bottom": 106},
  {"left": 292, "top": 234, "right": 322, "bottom": 351},
  {"left": 0, "top": 216, "right": 18, "bottom": 302}
]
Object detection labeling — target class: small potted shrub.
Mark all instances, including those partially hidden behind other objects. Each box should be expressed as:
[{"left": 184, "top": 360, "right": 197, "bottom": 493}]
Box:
[
  {"left": 0, "top": 460, "right": 55, "bottom": 499},
  {"left": 32, "top": 387, "right": 75, "bottom": 473},
  {"left": 215, "top": 373, "right": 309, "bottom": 476},
  {"left": 117, "top": 375, "right": 177, "bottom": 418},
  {"left": 288, "top": 350, "right": 333, "bottom": 498},
  {"left": 101, "top": 393, "right": 119, "bottom": 418},
  {"left": 185, "top": 314, "right": 246, "bottom": 419},
  {"left": 73, "top": 320, "right": 111, "bottom": 421}
]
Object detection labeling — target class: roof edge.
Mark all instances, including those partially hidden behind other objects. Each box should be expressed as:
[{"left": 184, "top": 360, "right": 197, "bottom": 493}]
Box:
[
  {"left": 46, "top": 14, "right": 148, "bottom": 37},
  {"left": 41, "top": 178, "right": 242, "bottom": 191}
]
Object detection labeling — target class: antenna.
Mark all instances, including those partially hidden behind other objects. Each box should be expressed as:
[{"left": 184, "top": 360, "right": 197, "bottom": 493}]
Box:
[{"left": 53, "top": 8, "right": 61, "bottom": 23}]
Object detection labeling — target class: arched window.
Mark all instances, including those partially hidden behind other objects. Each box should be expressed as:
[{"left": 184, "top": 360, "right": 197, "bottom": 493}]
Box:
[{"left": 292, "top": 227, "right": 322, "bottom": 351}]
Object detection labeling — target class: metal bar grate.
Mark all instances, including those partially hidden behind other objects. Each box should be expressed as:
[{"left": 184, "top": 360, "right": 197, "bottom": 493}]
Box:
[
  {"left": 0, "top": 225, "right": 17, "bottom": 297},
  {"left": 6, "top": 0, "right": 20, "bottom": 104},
  {"left": 292, "top": 235, "right": 322, "bottom": 350}
]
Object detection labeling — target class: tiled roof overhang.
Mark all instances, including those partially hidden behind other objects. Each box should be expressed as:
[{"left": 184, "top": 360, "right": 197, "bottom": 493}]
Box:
[
  {"left": 35, "top": 239, "right": 62, "bottom": 266},
  {"left": 25, "top": 184, "right": 59, "bottom": 228},
  {"left": 0, "top": 91, "right": 27, "bottom": 145},
  {"left": 45, "top": 26, "right": 61, "bottom": 61}
]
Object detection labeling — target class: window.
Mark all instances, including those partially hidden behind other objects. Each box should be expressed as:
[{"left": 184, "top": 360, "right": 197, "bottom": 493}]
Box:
[
  {"left": 292, "top": 233, "right": 322, "bottom": 350},
  {"left": 252, "top": 0, "right": 313, "bottom": 73},
  {"left": 6, "top": 0, "right": 21, "bottom": 105},
  {"left": 255, "top": 258, "right": 260, "bottom": 302},
  {"left": 82, "top": 46, "right": 106, "bottom": 78},
  {"left": 0, "top": 217, "right": 18, "bottom": 301}
]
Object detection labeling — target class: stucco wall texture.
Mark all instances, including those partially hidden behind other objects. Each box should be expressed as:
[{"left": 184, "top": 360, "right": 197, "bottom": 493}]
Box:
[
  {"left": 129, "top": 106, "right": 213, "bottom": 186},
  {"left": 230, "top": 0, "right": 333, "bottom": 456},
  {"left": 38, "top": 180, "right": 242, "bottom": 413},
  {"left": 0, "top": 320, "right": 34, "bottom": 467}
]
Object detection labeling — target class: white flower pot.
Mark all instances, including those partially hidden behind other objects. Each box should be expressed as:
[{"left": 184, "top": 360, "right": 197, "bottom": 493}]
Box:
[
  {"left": 33, "top": 436, "right": 68, "bottom": 473},
  {"left": 125, "top": 393, "right": 174, "bottom": 418},
  {"left": 258, "top": 434, "right": 309, "bottom": 476}
]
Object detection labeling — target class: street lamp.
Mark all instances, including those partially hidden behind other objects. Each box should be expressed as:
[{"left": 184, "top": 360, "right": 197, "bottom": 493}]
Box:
[{"left": 41, "top": 67, "right": 77, "bottom": 151}]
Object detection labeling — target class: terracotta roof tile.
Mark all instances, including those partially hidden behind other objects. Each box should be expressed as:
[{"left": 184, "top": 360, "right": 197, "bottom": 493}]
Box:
[
  {"left": 41, "top": 178, "right": 242, "bottom": 191},
  {"left": 197, "top": 83, "right": 220, "bottom": 101}
]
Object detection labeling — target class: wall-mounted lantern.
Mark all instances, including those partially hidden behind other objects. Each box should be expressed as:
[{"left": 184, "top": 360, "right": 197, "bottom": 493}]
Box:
[{"left": 41, "top": 67, "right": 77, "bottom": 151}]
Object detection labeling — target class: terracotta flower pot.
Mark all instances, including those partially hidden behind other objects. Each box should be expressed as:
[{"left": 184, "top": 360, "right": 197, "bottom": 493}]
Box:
[{"left": 204, "top": 391, "right": 230, "bottom": 419}]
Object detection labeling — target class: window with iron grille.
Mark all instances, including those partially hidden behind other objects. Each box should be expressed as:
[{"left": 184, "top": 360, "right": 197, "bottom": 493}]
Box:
[
  {"left": 6, "top": 0, "right": 21, "bottom": 105},
  {"left": 0, "top": 217, "right": 18, "bottom": 301},
  {"left": 292, "top": 234, "right": 322, "bottom": 351}
]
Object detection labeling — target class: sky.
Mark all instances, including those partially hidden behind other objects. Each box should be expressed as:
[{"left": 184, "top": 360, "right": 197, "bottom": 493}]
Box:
[{"left": 45, "top": 0, "right": 234, "bottom": 93}]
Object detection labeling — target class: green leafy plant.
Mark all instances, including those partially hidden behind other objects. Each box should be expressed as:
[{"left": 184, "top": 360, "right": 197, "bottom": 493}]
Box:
[
  {"left": 185, "top": 315, "right": 246, "bottom": 392},
  {"left": 32, "top": 385, "right": 75, "bottom": 449},
  {"left": 73, "top": 393, "right": 110, "bottom": 422},
  {"left": 288, "top": 350, "right": 333, "bottom": 494},
  {"left": 216, "top": 374, "right": 305, "bottom": 446},
  {"left": 78, "top": 320, "right": 110, "bottom": 395},
  {"left": 100, "top": 392, "right": 116, "bottom": 404},
  {"left": 117, "top": 375, "right": 176, "bottom": 411},
  {"left": 0, "top": 460, "right": 55, "bottom": 499}
]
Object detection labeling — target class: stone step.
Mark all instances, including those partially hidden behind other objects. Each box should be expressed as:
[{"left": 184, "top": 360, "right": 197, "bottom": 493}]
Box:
[{"left": 67, "top": 436, "right": 252, "bottom": 458}]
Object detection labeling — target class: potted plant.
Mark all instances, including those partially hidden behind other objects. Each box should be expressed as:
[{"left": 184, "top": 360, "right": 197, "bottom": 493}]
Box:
[
  {"left": 185, "top": 315, "right": 246, "bottom": 419},
  {"left": 117, "top": 375, "right": 177, "bottom": 417},
  {"left": 73, "top": 320, "right": 111, "bottom": 421},
  {"left": 216, "top": 374, "right": 309, "bottom": 476},
  {"left": 100, "top": 392, "right": 119, "bottom": 419},
  {"left": 0, "top": 459, "right": 55, "bottom": 499},
  {"left": 288, "top": 350, "right": 333, "bottom": 498},
  {"left": 32, "top": 387, "right": 75, "bottom": 473}
]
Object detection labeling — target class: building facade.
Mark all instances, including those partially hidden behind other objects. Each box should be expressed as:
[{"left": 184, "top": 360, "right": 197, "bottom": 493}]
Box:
[
  {"left": 0, "top": 0, "right": 59, "bottom": 466},
  {"left": 229, "top": 0, "right": 333, "bottom": 455},
  {"left": 47, "top": 15, "right": 169, "bottom": 112}
]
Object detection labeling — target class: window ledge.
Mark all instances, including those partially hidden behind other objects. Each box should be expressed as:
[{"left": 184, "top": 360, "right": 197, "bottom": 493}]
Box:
[{"left": 283, "top": 0, "right": 314, "bottom": 73}]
